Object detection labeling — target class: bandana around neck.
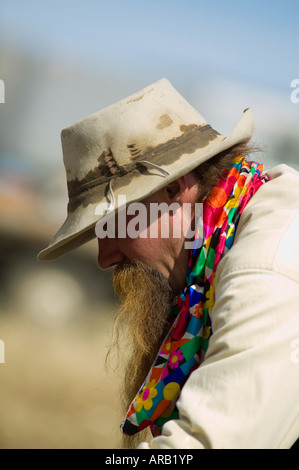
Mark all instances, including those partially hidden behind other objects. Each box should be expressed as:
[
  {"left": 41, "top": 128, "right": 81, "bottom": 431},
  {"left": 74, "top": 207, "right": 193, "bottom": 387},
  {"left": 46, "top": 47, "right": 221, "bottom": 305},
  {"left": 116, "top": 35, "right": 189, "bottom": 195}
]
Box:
[{"left": 121, "top": 155, "right": 269, "bottom": 437}]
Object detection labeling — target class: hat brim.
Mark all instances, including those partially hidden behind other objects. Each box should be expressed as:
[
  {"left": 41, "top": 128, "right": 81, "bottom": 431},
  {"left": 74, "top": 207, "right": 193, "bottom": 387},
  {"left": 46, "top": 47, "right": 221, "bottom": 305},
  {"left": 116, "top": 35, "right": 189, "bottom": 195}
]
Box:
[{"left": 37, "top": 108, "right": 253, "bottom": 261}]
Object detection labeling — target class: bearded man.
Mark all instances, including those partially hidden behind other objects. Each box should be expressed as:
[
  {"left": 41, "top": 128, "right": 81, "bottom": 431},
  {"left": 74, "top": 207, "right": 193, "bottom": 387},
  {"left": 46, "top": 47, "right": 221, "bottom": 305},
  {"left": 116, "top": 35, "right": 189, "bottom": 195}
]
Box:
[{"left": 38, "top": 78, "right": 299, "bottom": 449}]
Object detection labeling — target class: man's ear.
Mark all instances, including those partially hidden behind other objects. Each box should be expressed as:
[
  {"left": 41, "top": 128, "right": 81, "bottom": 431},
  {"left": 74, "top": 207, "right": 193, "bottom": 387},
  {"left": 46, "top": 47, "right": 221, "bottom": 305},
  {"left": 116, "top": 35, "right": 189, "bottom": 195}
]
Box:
[{"left": 165, "top": 176, "right": 187, "bottom": 202}]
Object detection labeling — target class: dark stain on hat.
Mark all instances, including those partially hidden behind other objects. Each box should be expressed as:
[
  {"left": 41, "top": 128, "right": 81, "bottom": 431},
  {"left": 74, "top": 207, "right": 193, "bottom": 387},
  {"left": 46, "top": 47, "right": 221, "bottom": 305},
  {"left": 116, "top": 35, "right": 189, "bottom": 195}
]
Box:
[
  {"left": 67, "top": 124, "right": 220, "bottom": 213},
  {"left": 156, "top": 114, "right": 173, "bottom": 130},
  {"left": 127, "top": 144, "right": 142, "bottom": 159},
  {"left": 66, "top": 164, "right": 148, "bottom": 213},
  {"left": 180, "top": 124, "right": 200, "bottom": 134},
  {"left": 142, "top": 124, "right": 220, "bottom": 167},
  {"left": 67, "top": 151, "right": 114, "bottom": 199},
  {"left": 127, "top": 93, "right": 144, "bottom": 104}
]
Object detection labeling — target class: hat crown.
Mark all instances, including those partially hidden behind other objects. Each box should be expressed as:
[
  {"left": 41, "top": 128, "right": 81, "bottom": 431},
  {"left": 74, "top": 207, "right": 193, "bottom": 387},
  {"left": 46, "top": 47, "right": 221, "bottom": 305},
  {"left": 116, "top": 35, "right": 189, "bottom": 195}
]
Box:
[{"left": 61, "top": 79, "right": 206, "bottom": 184}]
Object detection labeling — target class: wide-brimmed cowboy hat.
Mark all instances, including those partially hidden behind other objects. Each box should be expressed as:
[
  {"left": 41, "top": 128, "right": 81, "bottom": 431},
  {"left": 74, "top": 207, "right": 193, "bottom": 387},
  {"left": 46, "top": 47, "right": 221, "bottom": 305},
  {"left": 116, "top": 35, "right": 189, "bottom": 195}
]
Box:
[{"left": 37, "top": 78, "right": 254, "bottom": 261}]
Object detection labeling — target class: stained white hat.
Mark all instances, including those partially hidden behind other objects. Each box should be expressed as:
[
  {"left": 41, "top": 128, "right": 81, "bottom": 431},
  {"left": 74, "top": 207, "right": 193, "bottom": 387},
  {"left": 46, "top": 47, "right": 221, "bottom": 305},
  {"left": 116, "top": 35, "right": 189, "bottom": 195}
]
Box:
[{"left": 37, "top": 78, "right": 253, "bottom": 261}]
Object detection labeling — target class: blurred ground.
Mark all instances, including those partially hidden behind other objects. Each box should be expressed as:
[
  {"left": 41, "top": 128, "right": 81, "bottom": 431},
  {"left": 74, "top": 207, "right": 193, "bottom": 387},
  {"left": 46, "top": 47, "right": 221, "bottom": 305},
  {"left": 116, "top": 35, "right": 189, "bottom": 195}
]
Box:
[
  {"left": 0, "top": 217, "right": 122, "bottom": 449},
  {"left": 0, "top": 288, "right": 121, "bottom": 449}
]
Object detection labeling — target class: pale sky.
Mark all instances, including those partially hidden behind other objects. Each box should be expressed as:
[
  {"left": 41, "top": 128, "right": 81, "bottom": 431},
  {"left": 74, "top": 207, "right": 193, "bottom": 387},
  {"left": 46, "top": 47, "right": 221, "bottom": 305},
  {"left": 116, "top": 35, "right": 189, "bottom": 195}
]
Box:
[
  {"left": 1, "top": 0, "right": 299, "bottom": 91},
  {"left": 1, "top": 0, "right": 298, "bottom": 176}
]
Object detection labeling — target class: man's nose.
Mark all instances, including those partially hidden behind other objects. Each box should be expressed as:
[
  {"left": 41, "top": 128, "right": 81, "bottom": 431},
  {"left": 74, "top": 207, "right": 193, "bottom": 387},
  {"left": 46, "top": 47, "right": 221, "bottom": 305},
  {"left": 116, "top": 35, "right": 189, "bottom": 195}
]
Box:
[{"left": 97, "top": 237, "right": 126, "bottom": 269}]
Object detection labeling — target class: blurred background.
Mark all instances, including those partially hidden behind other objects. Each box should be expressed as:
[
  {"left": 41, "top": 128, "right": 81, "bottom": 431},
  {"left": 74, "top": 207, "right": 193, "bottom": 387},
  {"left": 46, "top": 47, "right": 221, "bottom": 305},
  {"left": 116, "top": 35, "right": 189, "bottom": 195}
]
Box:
[{"left": 0, "top": 0, "right": 298, "bottom": 449}]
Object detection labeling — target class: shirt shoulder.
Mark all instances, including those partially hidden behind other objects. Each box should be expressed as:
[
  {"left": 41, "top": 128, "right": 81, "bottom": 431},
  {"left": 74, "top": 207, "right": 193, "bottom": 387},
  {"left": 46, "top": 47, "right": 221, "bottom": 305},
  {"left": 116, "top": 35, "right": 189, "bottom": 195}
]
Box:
[{"left": 217, "top": 164, "right": 299, "bottom": 283}]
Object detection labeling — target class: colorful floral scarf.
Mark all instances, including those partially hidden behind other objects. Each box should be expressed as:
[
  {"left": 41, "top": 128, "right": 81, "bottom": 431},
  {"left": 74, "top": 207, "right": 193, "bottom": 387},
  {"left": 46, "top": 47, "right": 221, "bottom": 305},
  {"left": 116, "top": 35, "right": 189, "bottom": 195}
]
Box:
[{"left": 121, "top": 155, "right": 269, "bottom": 437}]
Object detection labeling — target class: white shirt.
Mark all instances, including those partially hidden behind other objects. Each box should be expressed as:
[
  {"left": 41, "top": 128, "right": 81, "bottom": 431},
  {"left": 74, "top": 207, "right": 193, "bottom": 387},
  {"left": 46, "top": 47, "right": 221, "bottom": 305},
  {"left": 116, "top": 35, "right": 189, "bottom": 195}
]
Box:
[{"left": 138, "top": 164, "right": 299, "bottom": 449}]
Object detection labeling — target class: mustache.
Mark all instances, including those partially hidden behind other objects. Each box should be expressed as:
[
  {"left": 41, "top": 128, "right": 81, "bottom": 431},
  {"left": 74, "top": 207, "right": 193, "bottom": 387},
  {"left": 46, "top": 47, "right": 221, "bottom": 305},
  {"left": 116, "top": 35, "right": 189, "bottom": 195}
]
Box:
[{"left": 113, "top": 260, "right": 175, "bottom": 301}]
